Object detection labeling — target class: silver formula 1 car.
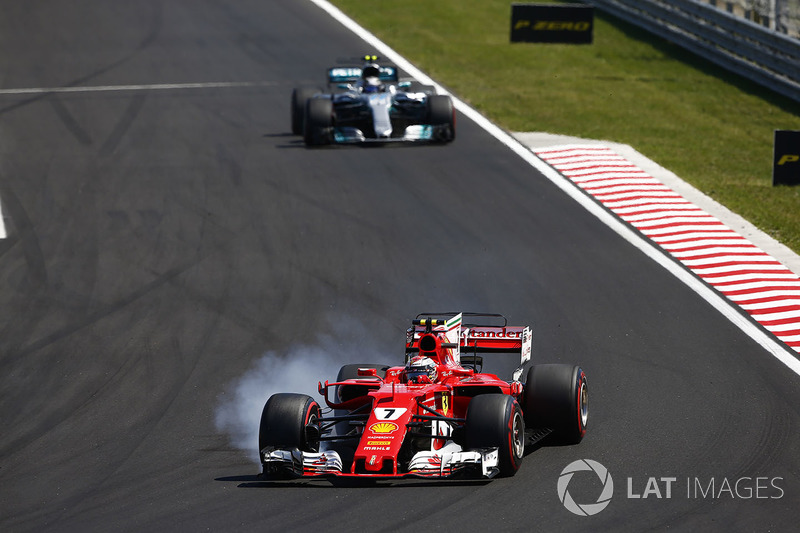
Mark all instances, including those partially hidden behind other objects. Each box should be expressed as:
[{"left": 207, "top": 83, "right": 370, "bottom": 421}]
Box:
[{"left": 291, "top": 56, "right": 456, "bottom": 146}]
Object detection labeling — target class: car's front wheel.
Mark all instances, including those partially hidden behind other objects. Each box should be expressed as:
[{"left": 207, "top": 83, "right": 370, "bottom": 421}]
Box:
[
  {"left": 304, "top": 97, "right": 333, "bottom": 146},
  {"left": 291, "top": 87, "right": 320, "bottom": 135},
  {"left": 465, "top": 394, "right": 525, "bottom": 477},
  {"left": 258, "top": 393, "right": 321, "bottom": 455}
]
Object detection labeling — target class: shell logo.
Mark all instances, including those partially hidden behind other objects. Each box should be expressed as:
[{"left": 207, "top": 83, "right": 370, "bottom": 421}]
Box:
[{"left": 368, "top": 422, "right": 398, "bottom": 434}]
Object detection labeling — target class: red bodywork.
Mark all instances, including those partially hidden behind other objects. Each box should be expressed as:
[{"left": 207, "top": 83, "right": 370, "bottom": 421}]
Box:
[{"left": 313, "top": 314, "right": 530, "bottom": 477}]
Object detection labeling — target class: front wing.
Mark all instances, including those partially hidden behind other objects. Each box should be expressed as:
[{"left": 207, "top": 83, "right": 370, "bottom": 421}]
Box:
[
  {"left": 261, "top": 448, "right": 500, "bottom": 479},
  {"left": 331, "top": 124, "right": 451, "bottom": 144}
]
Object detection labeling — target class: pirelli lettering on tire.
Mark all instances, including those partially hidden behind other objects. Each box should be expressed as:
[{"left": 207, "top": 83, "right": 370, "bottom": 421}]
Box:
[{"left": 511, "top": 4, "right": 594, "bottom": 44}]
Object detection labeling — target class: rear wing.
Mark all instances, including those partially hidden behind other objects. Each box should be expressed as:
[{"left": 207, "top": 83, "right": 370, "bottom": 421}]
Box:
[
  {"left": 405, "top": 313, "right": 532, "bottom": 379},
  {"left": 463, "top": 325, "right": 532, "bottom": 358},
  {"left": 327, "top": 65, "right": 399, "bottom": 84}
]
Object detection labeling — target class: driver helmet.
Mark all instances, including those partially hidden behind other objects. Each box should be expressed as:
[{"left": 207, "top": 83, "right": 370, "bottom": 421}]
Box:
[
  {"left": 405, "top": 356, "right": 437, "bottom": 383},
  {"left": 361, "top": 63, "right": 382, "bottom": 93}
]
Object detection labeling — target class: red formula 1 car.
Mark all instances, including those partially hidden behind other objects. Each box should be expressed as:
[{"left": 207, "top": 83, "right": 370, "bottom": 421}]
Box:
[{"left": 258, "top": 313, "right": 587, "bottom": 480}]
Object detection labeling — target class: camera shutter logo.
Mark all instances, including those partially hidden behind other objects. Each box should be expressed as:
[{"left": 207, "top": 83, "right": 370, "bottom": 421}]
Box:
[{"left": 558, "top": 459, "right": 614, "bottom": 516}]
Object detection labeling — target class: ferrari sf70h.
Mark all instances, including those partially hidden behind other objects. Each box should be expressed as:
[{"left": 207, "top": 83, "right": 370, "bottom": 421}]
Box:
[{"left": 258, "top": 312, "right": 588, "bottom": 480}]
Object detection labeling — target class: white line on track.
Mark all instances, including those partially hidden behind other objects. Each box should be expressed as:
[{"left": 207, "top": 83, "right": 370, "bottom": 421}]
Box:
[
  {"left": 0, "top": 199, "right": 5, "bottom": 239},
  {"left": 0, "top": 81, "right": 276, "bottom": 96},
  {"left": 308, "top": 0, "right": 800, "bottom": 376}
]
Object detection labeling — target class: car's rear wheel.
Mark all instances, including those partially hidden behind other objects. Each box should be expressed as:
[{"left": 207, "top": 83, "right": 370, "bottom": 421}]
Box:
[
  {"left": 426, "top": 94, "right": 455, "bottom": 142},
  {"left": 465, "top": 394, "right": 525, "bottom": 477},
  {"left": 291, "top": 87, "right": 320, "bottom": 135},
  {"left": 304, "top": 97, "right": 333, "bottom": 146},
  {"left": 258, "top": 393, "right": 321, "bottom": 454},
  {"left": 524, "top": 364, "right": 587, "bottom": 444}
]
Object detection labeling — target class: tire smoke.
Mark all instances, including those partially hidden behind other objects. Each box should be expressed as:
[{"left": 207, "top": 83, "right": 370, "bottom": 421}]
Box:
[{"left": 214, "top": 320, "right": 396, "bottom": 463}]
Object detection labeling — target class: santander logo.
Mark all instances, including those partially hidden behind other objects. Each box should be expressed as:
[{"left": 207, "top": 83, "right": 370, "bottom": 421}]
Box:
[{"left": 468, "top": 327, "right": 523, "bottom": 339}]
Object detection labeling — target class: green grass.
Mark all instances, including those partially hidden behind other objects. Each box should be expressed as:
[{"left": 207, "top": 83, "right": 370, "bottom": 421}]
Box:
[{"left": 330, "top": 0, "right": 800, "bottom": 253}]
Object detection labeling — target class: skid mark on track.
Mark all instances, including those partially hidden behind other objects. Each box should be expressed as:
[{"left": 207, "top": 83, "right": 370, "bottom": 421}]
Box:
[
  {"left": 10, "top": 262, "right": 192, "bottom": 363},
  {"left": 99, "top": 93, "right": 148, "bottom": 157},
  {"left": 48, "top": 91, "right": 149, "bottom": 154},
  {"left": 535, "top": 145, "right": 800, "bottom": 356},
  {"left": 0, "top": 1, "right": 160, "bottom": 118},
  {"left": 49, "top": 96, "right": 93, "bottom": 146}
]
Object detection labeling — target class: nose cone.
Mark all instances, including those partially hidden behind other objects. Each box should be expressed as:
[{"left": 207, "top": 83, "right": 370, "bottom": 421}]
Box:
[{"left": 369, "top": 93, "right": 393, "bottom": 138}]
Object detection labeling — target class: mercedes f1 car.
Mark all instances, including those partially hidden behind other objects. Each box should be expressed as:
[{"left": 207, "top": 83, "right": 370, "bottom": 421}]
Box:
[
  {"left": 291, "top": 55, "right": 456, "bottom": 146},
  {"left": 258, "top": 312, "right": 588, "bottom": 480}
]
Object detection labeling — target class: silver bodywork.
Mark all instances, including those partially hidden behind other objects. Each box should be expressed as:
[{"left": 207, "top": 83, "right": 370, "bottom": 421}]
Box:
[{"left": 330, "top": 86, "right": 436, "bottom": 143}]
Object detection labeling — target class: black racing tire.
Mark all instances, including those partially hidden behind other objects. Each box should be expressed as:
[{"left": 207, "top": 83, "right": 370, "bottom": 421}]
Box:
[
  {"left": 258, "top": 393, "right": 321, "bottom": 454},
  {"left": 304, "top": 97, "right": 333, "bottom": 146},
  {"left": 465, "top": 394, "right": 525, "bottom": 477},
  {"left": 426, "top": 94, "right": 455, "bottom": 142},
  {"left": 290, "top": 87, "right": 319, "bottom": 135},
  {"left": 523, "top": 364, "right": 588, "bottom": 445}
]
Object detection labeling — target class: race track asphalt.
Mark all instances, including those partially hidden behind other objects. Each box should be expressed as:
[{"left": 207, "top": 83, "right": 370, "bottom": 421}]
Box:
[{"left": 1, "top": 1, "right": 799, "bottom": 531}]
